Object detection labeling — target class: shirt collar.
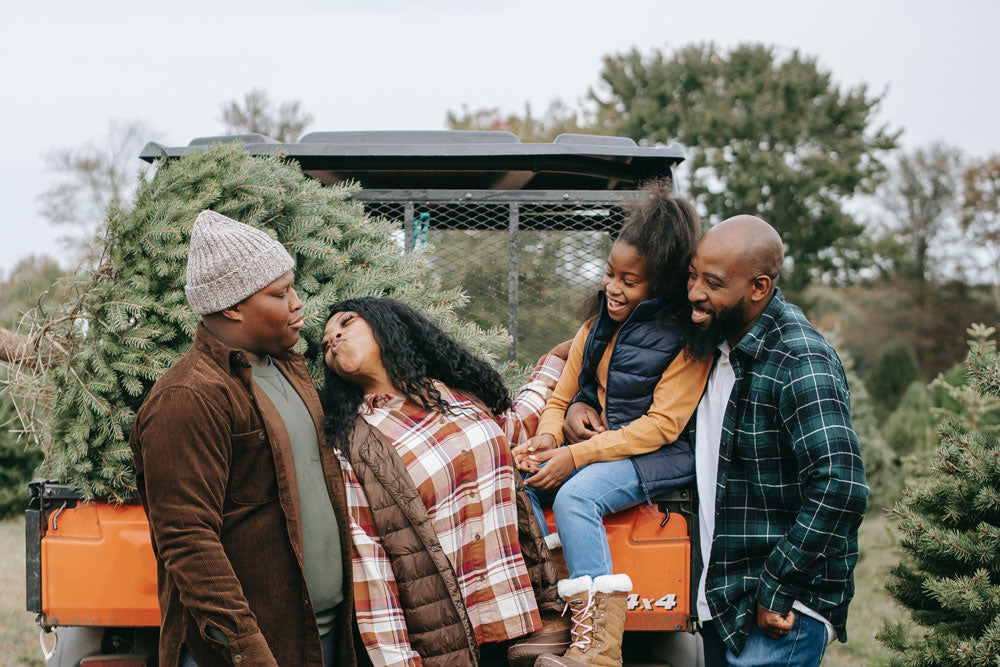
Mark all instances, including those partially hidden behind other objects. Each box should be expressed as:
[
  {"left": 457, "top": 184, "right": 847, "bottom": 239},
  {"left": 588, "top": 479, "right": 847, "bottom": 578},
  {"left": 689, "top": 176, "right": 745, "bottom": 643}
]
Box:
[
  {"left": 193, "top": 323, "right": 252, "bottom": 377},
  {"left": 193, "top": 323, "right": 297, "bottom": 381},
  {"left": 360, "top": 393, "right": 405, "bottom": 415}
]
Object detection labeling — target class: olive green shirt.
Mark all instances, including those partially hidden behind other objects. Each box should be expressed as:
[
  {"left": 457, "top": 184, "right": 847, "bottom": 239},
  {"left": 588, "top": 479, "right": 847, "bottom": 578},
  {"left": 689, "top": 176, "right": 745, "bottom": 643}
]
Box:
[{"left": 254, "top": 360, "right": 343, "bottom": 635}]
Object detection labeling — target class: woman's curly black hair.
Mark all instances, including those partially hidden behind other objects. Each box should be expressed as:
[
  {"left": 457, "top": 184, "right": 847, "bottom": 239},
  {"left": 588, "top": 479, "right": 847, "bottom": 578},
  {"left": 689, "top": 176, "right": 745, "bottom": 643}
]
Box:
[
  {"left": 321, "top": 297, "right": 512, "bottom": 450},
  {"left": 579, "top": 179, "right": 702, "bottom": 325}
]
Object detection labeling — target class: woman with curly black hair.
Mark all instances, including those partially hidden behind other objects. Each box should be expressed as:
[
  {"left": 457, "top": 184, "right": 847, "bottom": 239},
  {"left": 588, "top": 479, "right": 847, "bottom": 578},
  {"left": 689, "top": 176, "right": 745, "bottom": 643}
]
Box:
[{"left": 321, "top": 297, "right": 571, "bottom": 667}]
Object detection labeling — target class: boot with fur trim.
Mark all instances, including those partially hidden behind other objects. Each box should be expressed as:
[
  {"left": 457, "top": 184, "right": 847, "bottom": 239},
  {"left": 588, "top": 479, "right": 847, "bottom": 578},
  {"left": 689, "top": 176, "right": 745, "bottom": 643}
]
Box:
[{"left": 535, "top": 574, "right": 632, "bottom": 667}]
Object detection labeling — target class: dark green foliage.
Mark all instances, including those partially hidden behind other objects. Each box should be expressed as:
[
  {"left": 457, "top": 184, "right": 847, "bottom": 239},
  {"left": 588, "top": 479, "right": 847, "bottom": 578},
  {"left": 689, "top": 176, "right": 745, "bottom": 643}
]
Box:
[
  {"left": 0, "top": 381, "right": 42, "bottom": 518},
  {"left": 828, "top": 330, "right": 900, "bottom": 510},
  {"left": 867, "top": 342, "right": 923, "bottom": 415},
  {"left": 880, "top": 331, "right": 1000, "bottom": 664},
  {"left": 0, "top": 255, "right": 64, "bottom": 518},
  {"left": 11, "top": 144, "right": 512, "bottom": 501},
  {"left": 592, "top": 43, "right": 899, "bottom": 292},
  {"left": 882, "top": 383, "right": 935, "bottom": 458}
]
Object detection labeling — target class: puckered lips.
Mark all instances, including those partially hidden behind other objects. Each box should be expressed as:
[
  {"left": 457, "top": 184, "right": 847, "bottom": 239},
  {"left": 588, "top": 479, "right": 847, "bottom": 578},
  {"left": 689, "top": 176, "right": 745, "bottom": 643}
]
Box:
[
  {"left": 289, "top": 316, "right": 305, "bottom": 331},
  {"left": 324, "top": 337, "right": 342, "bottom": 355}
]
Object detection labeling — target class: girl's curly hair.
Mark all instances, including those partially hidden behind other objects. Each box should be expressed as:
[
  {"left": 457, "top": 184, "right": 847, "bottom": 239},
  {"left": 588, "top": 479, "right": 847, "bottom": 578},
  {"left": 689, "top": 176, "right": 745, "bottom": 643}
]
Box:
[
  {"left": 579, "top": 179, "right": 702, "bottom": 325},
  {"left": 321, "top": 297, "right": 511, "bottom": 449}
]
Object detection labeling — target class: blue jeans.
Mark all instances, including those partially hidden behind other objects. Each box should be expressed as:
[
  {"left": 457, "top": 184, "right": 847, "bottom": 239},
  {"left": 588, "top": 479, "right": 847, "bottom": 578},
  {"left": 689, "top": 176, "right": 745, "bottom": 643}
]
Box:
[
  {"left": 526, "top": 458, "right": 647, "bottom": 578},
  {"left": 701, "top": 613, "right": 827, "bottom": 666},
  {"left": 523, "top": 470, "right": 556, "bottom": 536}
]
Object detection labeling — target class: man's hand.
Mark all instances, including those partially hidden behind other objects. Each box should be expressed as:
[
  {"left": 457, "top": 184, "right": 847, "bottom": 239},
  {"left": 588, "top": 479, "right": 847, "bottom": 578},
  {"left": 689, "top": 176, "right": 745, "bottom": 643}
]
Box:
[
  {"left": 513, "top": 434, "right": 557, "bottom": 473},
  {"left": 524, "top": 448, "right": 576, "bottom": 490},
  {"left": 549, "top": 338, "right": 574, "bottom": 360},
  {"left": 562, "top": 401, "right": 605, "bottom": 444},
  {"left": 756, "top": 603, "right": 795, "bottom": 640}
]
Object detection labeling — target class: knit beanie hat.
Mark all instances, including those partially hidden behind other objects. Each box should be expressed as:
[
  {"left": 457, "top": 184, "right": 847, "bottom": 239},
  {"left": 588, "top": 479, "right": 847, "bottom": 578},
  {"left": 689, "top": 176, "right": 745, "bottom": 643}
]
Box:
[{"left": 184, "top": 210, "right": 295, "bottom": 316}]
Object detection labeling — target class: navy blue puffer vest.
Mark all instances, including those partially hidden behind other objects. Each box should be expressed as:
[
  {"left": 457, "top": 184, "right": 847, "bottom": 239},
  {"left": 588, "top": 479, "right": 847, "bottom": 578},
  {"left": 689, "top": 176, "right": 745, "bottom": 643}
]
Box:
[{"left": 574, "top": 291, "right": 695, "bottom": 499}]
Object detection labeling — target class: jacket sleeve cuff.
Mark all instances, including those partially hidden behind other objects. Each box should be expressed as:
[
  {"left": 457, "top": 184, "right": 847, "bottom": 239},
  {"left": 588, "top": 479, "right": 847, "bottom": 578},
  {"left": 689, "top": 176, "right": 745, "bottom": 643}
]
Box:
[
  {"left": 567, "top": 442, "right": 596, "bottom": 468},
  {"left": 756, "top": 571, "right": 795, "bottom": 617},
  {"left": 229, "top": 632, "right": 277, "bottom": 666}
]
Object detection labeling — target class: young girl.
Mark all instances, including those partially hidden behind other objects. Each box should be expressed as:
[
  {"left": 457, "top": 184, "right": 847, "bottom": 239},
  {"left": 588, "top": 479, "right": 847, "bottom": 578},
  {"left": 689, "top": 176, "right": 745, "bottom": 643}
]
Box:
[{"left": 513, "top": 182, "right": 713, "bottom": 667}]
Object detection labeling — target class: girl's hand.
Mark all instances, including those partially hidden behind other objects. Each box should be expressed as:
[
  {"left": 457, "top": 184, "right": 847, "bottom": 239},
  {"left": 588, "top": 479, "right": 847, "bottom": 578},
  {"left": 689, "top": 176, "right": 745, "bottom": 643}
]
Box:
[
  {"left": 513, "top": 434, "right": 557, "bottom": 472},
  {"left": 563, "top": 401, "right": 605, "bottom": 443},
  {"left": 525, "top": 448, "right": 576, "bottom": 490}
]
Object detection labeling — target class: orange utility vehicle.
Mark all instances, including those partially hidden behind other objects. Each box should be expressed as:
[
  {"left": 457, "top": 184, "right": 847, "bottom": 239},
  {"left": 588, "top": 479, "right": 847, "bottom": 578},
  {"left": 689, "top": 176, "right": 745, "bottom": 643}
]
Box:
[
  {"left": 28, "top": 481, "right": 698, "bottom": 665},
  {"left": 26, "top": 130, "right": 704, "bottom": 666}
]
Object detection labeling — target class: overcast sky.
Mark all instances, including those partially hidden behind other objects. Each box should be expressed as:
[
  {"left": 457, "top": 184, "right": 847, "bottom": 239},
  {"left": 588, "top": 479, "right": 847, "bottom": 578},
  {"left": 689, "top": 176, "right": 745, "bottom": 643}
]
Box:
[{"left": 2, "top": 0, "right": 997, "bottom": 274}]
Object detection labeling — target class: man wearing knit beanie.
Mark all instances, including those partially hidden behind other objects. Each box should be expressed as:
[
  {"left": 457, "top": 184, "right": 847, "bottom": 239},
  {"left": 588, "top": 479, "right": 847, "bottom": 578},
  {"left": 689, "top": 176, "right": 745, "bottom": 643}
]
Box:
[{"left": 130, "top": 210, "right": 356, "bottom": 667}]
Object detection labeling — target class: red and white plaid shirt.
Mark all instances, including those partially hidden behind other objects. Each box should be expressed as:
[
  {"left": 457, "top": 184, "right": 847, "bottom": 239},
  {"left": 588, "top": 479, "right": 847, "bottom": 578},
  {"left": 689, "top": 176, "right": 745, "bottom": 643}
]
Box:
[{"left": 338, "top": 355, "right": 564, "bottom": 667}]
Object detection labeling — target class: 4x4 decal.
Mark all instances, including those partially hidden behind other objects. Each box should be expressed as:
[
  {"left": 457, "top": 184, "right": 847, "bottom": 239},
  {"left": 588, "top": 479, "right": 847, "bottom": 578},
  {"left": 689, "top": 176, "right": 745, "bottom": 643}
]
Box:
[{"left": 626, "top": 593, "right": 678, "bottom": 611}]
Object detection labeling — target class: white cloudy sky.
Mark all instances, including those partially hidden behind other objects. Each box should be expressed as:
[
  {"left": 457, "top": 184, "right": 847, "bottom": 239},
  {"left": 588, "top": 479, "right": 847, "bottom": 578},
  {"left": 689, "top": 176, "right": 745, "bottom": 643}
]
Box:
[{"left": 2, "top": 0, "right": 997, "bottom": 273}]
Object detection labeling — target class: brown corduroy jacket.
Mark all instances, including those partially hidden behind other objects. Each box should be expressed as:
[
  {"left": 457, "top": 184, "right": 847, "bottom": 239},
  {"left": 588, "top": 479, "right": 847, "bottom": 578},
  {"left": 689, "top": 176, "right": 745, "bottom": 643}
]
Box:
[
  {"left": 129, "top": 324, "right": 356, "bottom": 667},
  {"left": 347, "top": 416, "right": 562, "bottom": 667}
]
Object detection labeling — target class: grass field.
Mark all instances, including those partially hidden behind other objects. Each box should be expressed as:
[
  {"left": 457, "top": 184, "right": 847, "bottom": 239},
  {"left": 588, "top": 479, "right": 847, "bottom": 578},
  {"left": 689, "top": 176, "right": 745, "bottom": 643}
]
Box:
[
  {"left": 824, "top": 512, "right": 910, "bottom": 665},
  {"left": 0, "top": 512, "right": 909, "bottom": 666},
  {"left": 0, "top": 517, "right": 44, "bottom": 667}
]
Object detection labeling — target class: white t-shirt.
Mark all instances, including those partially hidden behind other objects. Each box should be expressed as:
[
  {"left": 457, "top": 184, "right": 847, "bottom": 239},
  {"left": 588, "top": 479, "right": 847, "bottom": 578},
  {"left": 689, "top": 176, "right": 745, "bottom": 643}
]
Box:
[{"left": 694, "top": 343, "right": 835, "bottom": 644}]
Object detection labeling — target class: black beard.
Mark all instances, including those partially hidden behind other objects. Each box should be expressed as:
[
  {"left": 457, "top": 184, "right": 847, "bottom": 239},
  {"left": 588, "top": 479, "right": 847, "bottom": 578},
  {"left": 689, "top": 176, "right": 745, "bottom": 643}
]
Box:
[{"left": 682, "top": 299, "right": 748, "bottom": 362}]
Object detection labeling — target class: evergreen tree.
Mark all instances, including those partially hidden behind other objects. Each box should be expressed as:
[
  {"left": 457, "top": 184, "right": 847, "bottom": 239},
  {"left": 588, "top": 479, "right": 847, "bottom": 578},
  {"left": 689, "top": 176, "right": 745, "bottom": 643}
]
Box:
[
  {"left": 8, "top": 144, "right": 512, "bottom": 501},
  {"left": 592, "top": 43, "right": 899, "bottom": 292},
  {"left": 879, "top": 324, "right": 1000, "bottom": 664},
  {"left": 867, "top": 341, "right": 923, "bottom": 415}
]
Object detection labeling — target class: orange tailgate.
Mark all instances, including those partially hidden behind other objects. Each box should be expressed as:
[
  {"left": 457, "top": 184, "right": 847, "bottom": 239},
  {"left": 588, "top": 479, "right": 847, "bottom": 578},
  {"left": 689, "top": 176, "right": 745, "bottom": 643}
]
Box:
[
  {"left": 40, "top": 501, "right": 159, "bottom": 627},
  {"left": 544, "top": 502, "right": 691, "bottom": 632}
]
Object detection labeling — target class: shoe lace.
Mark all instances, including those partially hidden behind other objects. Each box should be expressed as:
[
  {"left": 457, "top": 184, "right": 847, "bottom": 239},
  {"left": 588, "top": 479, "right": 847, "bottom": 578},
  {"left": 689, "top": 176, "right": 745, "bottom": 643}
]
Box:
[{"left": 563, "top": 596, "right": 595, "bottom": 651}]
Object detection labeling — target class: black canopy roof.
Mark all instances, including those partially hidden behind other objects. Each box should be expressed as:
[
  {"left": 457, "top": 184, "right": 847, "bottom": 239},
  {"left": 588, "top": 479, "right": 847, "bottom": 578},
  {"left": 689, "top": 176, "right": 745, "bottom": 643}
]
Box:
[{"left": 139, "top": 130, "right": 685, "bottom": 191}]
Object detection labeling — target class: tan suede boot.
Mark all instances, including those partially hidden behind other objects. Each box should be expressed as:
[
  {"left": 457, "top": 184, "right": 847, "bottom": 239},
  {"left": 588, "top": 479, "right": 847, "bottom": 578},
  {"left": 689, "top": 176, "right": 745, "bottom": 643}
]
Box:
[{"left": 535, "top": 574, "right": 632, "bottom": 667}]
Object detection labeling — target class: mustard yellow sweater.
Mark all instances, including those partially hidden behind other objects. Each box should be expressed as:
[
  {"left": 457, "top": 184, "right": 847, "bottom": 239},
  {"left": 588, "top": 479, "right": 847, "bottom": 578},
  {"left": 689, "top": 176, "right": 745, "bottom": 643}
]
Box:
[{"left": 536, "top": 321, "right": 712, "bottom": 468}]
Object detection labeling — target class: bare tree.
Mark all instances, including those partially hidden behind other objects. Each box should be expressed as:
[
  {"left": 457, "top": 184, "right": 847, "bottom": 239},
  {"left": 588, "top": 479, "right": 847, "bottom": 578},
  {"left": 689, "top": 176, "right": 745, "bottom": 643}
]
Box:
[
  {"left": 220, "top": 88, "right": 313, "bottom": 143},
  {"left": 38, "top": 119, "right": 154, "bottom": 269},
  {"left": 960, "top": 155, "right": 1000, "bottom": 305},
  {"left": 878, "top": 143, "right": 965, "bottom": 284}
]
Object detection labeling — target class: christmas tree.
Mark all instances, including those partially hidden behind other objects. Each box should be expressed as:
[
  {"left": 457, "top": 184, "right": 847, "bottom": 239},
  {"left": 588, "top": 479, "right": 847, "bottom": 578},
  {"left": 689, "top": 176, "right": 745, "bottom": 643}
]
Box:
[
  {"left": 8, "top": 144, "right": 512, "bottom": 501},
  {"left": 879, "top": 324, "right": 1000, "bottom": 664}
]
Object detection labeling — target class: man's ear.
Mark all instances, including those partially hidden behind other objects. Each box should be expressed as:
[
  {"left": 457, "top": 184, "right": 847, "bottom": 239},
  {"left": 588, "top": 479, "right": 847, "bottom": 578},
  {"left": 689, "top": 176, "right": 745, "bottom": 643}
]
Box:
[
  {"left": 219, "top": 304, "right": 243, "bottom": 322},
  {"left": 749, "top": 275, "right": 773, "bottom": 304}
]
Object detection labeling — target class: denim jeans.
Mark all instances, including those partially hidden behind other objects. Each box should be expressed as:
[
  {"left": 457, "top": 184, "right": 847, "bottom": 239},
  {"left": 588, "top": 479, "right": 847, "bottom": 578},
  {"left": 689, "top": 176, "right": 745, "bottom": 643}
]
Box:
[
  {"left": 522, "top": 470, "right": 556, "bottom": 536},
  {"left": 701, "top": 613, "right": 827, "bottom": 666},
  {"left": 518, "top": 457, "right": 645, "bottom": 579}
]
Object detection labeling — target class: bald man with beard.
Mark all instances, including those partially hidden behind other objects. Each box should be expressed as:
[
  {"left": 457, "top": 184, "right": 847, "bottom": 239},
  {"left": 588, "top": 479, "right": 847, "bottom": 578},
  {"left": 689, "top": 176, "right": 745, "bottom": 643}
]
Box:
[{"left": 685, "top": 216, "right": 868, "bottom": 666}]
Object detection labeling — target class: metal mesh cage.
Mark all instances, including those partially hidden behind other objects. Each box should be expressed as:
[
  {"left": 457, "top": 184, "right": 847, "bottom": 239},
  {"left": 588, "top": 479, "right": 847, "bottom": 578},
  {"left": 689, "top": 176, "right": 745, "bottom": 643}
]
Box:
[{"left": 356, "top": 190, "right": 631, "bottom": 365}]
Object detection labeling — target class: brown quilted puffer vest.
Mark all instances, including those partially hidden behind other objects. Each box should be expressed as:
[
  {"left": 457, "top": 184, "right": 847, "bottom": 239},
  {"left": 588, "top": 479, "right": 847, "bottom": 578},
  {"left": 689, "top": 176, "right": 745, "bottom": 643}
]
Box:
[{"left": 347, "top": 417, "right": 560, "bottom": 667}]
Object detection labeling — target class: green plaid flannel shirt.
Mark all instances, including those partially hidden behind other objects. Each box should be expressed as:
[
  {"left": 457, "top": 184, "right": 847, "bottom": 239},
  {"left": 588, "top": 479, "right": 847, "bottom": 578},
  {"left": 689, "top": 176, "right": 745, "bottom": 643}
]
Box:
[{"left": 702, "top": 289, "right": 868, "bottom": 654}]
